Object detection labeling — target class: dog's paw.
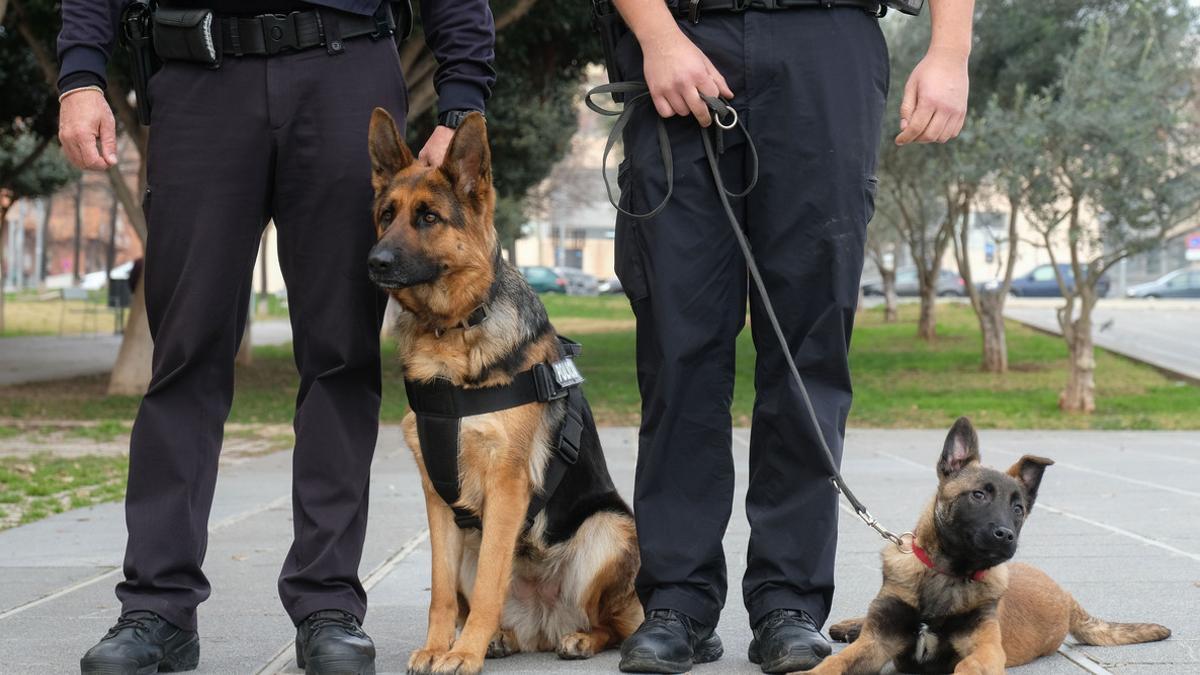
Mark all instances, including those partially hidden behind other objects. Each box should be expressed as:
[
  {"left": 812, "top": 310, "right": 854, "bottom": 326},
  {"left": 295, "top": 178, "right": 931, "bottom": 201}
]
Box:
[
  {"left": 407, "top": 648, "right": 445, "bottom": 674},
  {"left": 430, "top": 650, "right": 484, "bottom": 675},
  {"left": 557, "top": 631, "right": 599, "bottom": 660},
  {"left": 486, "top": 630, "right": 519, "bottom": 659},
  {"left": 828, "top": 618, "right": 863, "bottom": 643}
]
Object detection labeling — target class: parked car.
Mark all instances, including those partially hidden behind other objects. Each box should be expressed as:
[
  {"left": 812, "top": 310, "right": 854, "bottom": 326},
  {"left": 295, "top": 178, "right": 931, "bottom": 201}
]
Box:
[
  {"left": 862, "top": 268, "right": 965, "bottom": 297},
  {"left": 554, "top": 267, "right": 600, "bottom": 296},
  {"left": 1125, "top": 267, "right": 1200, "bottom": 298},
  {"left": 519, "top": 266, "right": 568, "bottom": 294},
  {"left": 1008, "top": 263, "right": 1110, "bottom": 298},
  {"left": 598, "top": 276, "right": 624, "bottom": 295}
]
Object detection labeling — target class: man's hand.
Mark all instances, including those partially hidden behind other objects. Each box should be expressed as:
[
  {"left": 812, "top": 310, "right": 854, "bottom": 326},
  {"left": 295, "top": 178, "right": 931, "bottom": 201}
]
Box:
[
  {"left": 418, "top": 125, "right": 456, "bottom": 167},
  {"left": 642, "top": 27, "right": 733, "bottom": 127},
  {"left": 895, "top": 50, "right": 969, "bottom": 146},
  {"left": 58, "top": 89, "right": 119, "bottom": 170}
]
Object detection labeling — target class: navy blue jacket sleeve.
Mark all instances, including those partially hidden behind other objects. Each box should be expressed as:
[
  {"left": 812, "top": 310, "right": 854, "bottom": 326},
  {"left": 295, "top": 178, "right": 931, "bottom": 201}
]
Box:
[
  {"left": 57, "top": 0, "right": 128, "bottom": 94},
  {"left": 419, "top": 0, "right": 497, "bottom": 114}
]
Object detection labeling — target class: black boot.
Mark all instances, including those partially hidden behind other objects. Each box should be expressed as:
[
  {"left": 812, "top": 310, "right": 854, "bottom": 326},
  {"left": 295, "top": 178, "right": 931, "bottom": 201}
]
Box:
[
  {"left": 619, "top": 609, "right": 723, "bottom": 674},
  {"left": 747, "top": 609, "right": 832, "bottom": 673},
  {"left": 295, "top": 610, "right": 376, "bottom": 675},
  {"left": 79, "top": 611, "right": 199, "bottom": 675}
]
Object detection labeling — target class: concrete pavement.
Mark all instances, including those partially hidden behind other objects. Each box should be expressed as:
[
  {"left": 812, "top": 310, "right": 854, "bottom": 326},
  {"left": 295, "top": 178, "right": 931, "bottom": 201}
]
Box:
[
  {"left": 1, "top": 427, "right": 1196, "bottom": 674},
  {"left": 0, "top": 319, "right": 294, "bottom": 386},
  {"left": 1005, "top": 299, "right": 1200, "bottom": 381}
]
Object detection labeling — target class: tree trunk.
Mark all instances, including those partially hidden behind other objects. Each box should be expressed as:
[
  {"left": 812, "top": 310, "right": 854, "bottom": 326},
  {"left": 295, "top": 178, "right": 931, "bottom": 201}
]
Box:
[
  {"left": 978, "top": 290, "right": 1008, "bottom": 373},
  {"left": 107, "top": 280, "right": 153, "bottom": 396},
  {"left": 0, "top": 203, "right": 9, "bottom": 335},
  {"left": 236, "top": 314, "right": 253, "bottom": 365},
  {"left": 1059, "top": 305, "right": 1096, "bottom": 413},
  {"left": 917, "top": 282, "right": 937, "bottom": 340},
  {"left": 506, "top": 240, "right": 518, "bottom": 267},
  {"left": 882, "top": 269, "right": 898, "bottom": 323}
]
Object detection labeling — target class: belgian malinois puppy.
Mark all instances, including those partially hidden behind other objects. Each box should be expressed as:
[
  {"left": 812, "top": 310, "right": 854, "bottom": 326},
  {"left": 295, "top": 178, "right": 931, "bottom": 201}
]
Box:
[
  {"left": 365, "top": 109, "right": 642, "bottom": 675},
  {"left": 806, "top": 417, "right": 1169, "bottom": 674}
]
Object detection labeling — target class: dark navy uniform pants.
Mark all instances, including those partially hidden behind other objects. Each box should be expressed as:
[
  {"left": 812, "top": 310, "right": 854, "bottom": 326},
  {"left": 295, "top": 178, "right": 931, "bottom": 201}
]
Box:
[
  {"left": 116, "top": 37, "right": 407, "bottom": 631},
  {"left": 613, "top": 8, "right": 888, "bottom": 629}
]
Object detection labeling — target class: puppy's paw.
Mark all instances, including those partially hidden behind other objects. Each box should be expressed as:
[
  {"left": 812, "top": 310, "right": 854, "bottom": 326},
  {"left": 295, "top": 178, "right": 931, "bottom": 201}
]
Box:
[
  {"left": 557, "top": 631, "right": 599, "bottom": 660},
  {"left": 407, "top": 648, "right": 446, "bottom": 674},
  {"left": 953, "top": 660, "right": 998, "bottom": 675},
  {"left": 487, "top": 629, "right": 519, "bottom": 658},
  {"left": 430, "top": 650, "right": 484, "bottom": 675},
  {"left": 828, "top": 618, "right": 863, "bottom": 643}
]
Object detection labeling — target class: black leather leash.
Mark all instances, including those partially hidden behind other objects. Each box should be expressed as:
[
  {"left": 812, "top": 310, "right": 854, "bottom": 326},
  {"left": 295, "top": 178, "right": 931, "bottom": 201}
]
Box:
[{"left": 586, "top": 81, "right": 913, "bottom": 551}]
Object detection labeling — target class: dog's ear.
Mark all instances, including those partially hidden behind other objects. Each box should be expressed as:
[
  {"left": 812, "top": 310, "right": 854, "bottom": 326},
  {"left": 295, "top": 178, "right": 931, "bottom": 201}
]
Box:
[
  {"left": 441, "top": 112, "right": 491, "bottom": 200},
  {"left": 368, "top": 108, "right": 413, "bottom": 194},
  {"left": 1007, "top": 455, "right": 1054, "bottom": 510},
  {"left": 938, "top": 416, "right": 981, "bottom": 480}
]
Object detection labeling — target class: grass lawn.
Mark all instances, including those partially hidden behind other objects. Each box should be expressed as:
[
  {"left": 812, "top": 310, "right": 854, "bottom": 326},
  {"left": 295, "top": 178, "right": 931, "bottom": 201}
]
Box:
[
  {"left": 0, "top": 454, "right": 128, "bottom": 529},
  {"left": 1, "top": 298, "right": 1197, "bottom": 430},
  {"left": 1, "top": 292, "right": 116, "bottom": 337}
]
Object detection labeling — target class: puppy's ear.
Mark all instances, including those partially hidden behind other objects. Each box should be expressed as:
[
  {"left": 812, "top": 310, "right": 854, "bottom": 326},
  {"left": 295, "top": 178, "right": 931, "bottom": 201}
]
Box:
[
  {"left": 1007, "top": 455, "right": 1054, "bottom": 511},
  {"left": 938, "top": 416, "right": 981, "bottom": 480},
  {"left": 441, "top": 113, "right": 491, "bottom": 200},
  {"left": 368, "top": 108, "right": 413, "bottom": 194}
]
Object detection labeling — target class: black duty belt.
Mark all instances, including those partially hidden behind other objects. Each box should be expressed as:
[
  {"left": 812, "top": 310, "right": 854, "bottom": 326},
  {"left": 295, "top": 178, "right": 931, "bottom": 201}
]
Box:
[
  {"left": 218, "top": 4, "right": 394, "bottom": 57},
  {"left": 404, "top": 337, "right": 587, "bottom": 531},
  {"left": 672, "top": 0, "right": 885, "bottom": 21}
]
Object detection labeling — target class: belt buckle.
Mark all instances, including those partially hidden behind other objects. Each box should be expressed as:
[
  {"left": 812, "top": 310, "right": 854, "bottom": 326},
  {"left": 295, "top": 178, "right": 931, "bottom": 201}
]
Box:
[{"left": 261, "top": 12, "right": 300, "bottom": 55}]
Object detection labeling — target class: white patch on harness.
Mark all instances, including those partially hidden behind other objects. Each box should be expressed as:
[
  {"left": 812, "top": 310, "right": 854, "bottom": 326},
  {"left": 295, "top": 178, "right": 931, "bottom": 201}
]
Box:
[
  {"left": 551, "top": 357, "right": 584, "bottom": 388},
  {"left": 914, "top": 622, "right": 938, "bottom": 663}
]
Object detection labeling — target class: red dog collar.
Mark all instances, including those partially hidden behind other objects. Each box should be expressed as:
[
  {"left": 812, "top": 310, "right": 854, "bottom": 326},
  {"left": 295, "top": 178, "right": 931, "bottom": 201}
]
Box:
[{"left": 912, "top": 542, "right": 987, "bottom": 583}]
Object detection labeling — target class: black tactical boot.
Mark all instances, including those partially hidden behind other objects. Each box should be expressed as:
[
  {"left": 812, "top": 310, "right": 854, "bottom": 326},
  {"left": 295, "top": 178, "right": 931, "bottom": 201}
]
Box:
[
  {"left": 618, "top": 609, "right": 723, "bottom": 674},
  {"left": 79, "top": 611, "right": 199, "bottom": 675},
  {"left": 747, "top": 609, "right": 832, "bottom": 673},
  {"left": 295, "top": 610, "right": 376, "bottom": 675}
]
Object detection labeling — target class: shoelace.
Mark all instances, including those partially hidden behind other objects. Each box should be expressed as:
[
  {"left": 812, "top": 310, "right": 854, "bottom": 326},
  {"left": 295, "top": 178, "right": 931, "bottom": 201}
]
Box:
[
  {"left": 104, "top": 612, "right": 158, "bottom": 639},
  {"left": 759, "top": 609, "right": 817, "bottom": 633},
  {"left": 643, "top": 609, "right": 699, "bottom": 634},
  {"left": 307, "top": 610, "right": 364, "bottom": 637}
]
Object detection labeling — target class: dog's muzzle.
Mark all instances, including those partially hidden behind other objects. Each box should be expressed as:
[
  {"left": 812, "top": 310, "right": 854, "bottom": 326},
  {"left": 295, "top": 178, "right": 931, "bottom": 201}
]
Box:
[{"left": 367, "top": 244, "right": 440, "bottom": 289}]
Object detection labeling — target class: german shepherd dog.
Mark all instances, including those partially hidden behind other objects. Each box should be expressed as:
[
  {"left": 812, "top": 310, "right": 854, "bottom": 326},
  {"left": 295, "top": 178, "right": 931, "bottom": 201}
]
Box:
[
  {"left": 364, "top": 109, "right": 642, "bottom": 675},
  {"left": 806, "top": 417, "right": 1169, "bottom": 674}
]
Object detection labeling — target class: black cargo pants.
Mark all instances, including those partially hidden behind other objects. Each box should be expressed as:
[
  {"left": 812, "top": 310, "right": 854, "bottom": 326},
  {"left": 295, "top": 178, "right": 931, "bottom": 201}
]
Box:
[
  {"left": 115, "top": 36, "right": 407, "bottom": 631},
  {"left": 613, "top": 7, "right": 888, "bottom": 629}
]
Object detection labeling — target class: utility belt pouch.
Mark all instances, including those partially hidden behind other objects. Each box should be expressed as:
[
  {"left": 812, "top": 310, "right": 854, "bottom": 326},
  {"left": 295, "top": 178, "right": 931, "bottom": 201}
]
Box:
[
  {"left": 591, "top": 0, "right": 629, "bottom": 102},
  {"left": 152, "top": 7, "right": 220, "bottom": 66},
  {"left": 120, "top": 0, "right": 159, "bottom": 125},
  {"left": 885, "top": 0, "right": 924, "bottom": 15}
]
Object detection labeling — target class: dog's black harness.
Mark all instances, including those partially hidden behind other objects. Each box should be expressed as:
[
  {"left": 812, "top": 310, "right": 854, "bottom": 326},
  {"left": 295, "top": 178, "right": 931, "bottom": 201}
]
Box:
[{"left": 404, "top": 337, "right": 586, "bottom": 530}]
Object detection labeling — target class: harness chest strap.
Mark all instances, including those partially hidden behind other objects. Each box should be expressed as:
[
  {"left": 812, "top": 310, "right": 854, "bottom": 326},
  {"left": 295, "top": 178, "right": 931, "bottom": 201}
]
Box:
[{"left": 404, "top": 337, "right": 585, "bottom": 531}]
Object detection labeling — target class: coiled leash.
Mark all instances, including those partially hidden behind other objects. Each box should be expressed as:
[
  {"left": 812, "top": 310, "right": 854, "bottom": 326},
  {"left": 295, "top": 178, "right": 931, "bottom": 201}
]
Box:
[{"left": 586, "top": 81, "right": 914, "bottom": 553}]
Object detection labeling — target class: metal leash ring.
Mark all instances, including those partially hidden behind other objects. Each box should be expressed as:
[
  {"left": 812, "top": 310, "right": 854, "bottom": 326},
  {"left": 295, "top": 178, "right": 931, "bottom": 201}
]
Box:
[{"left": 714, "top": 106, "right": 738, "bottom": 130}]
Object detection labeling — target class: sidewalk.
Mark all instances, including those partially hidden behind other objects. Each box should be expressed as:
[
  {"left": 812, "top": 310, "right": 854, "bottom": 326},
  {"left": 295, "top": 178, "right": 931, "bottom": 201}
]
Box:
[
  {"left": 1005, "top": 298, "right": 1200, "bottom": 381},
  {"left": 0, "top": 319, "right": 294, "bottom": 386},
  {"left": 0, "top": 427, "right": 1195, "bottom": 674}
]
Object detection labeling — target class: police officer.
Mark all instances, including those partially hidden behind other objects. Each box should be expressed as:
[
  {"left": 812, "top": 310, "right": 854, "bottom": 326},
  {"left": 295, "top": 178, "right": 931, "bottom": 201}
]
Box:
[
  {"left": 608, "top": 0, "right": 972, "bottom": 672},
  {"left": 57, "top": 1, "right": 494, "bottom": 673}
]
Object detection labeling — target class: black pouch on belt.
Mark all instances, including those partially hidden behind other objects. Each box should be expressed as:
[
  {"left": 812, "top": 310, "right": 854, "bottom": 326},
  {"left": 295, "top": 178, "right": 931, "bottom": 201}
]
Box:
[
  {"left": 152, "top": 7, "right": 220, "bottom": 67},
  {"left": 590, "top": 0, "right": 629, "bottom": 102}
]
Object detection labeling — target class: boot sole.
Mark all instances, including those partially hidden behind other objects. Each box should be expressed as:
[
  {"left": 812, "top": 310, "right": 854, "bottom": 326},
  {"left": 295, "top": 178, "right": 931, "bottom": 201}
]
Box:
[
  {"left": 80, "top": 635, "right": 199, "bottom": 675},
  {"left": 748, "top": 638, "right": 830, "bottom": 673},
  {"left": 619, "top": 633, "right": 723, "bottom": 674},
  {"left": 296, "top": 646, "right": 376, "bottom": 675}
]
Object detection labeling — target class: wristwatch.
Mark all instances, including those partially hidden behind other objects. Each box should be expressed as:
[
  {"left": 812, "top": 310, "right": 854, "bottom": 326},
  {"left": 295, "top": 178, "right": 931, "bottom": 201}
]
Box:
[{"left": 438, "top": 109, "right": 484, "bottom": 129}]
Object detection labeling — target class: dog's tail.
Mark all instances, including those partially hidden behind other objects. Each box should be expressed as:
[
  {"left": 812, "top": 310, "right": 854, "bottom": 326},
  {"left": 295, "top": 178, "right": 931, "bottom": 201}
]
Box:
[{"left": 1069, "top": 597, "right": 1170, "bottom": 646}]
